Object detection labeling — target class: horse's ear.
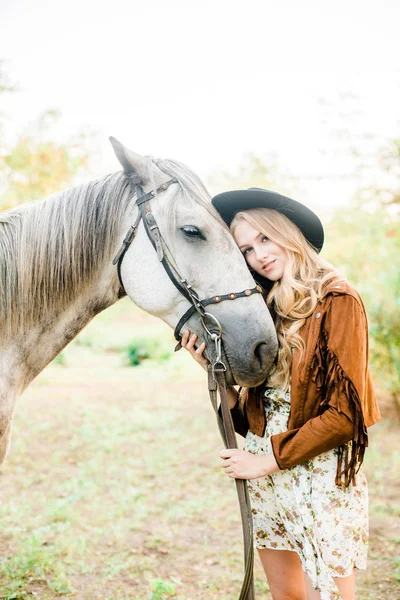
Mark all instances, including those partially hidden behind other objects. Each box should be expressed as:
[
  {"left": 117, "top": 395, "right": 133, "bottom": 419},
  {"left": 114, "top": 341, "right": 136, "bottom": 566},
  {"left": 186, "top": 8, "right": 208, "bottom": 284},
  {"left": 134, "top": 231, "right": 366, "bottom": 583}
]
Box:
[{"left": 109, "top": 137, "right": 146, "bottom": 176}]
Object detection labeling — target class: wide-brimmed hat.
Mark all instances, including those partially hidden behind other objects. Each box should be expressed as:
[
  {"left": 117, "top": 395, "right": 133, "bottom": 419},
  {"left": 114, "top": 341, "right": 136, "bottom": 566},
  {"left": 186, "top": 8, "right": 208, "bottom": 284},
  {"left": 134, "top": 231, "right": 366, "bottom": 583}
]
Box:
[{"left": 212, "top": 188, "right": 324, "bottom": 252}]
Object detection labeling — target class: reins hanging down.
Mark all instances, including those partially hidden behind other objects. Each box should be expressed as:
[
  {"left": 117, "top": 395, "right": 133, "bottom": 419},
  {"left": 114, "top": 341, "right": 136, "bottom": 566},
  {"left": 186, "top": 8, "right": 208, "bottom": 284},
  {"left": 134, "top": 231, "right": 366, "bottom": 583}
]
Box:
[{"left": 113, "top": 179, "right": 261, "bottom": 600}]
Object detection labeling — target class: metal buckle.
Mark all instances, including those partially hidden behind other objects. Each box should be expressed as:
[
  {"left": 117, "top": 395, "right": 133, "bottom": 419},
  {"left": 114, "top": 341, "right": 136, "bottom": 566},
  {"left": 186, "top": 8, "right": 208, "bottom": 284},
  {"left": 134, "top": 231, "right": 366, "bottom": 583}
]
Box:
[{"left": 200, "top": 312, "right": 222, "bottom": 337}]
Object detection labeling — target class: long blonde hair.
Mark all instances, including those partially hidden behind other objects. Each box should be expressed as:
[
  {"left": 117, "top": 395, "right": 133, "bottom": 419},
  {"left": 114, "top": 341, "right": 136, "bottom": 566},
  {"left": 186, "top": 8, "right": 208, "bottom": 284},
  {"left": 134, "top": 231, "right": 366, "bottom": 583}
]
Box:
[{"left": 231, "top": 208, "right": 345, "bottom": 395}]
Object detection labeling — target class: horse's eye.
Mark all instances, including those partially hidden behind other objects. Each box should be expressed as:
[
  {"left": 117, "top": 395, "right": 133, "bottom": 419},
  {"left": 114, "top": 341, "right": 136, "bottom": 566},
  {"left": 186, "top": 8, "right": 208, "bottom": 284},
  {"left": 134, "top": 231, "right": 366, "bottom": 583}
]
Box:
[{"left": 181, "top": 226, "right": 205, "bottom": 240}]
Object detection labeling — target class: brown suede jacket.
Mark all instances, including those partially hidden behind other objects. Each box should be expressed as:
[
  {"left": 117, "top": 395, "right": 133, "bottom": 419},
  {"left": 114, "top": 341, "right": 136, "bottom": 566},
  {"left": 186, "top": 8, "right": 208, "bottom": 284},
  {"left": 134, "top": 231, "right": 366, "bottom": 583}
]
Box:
[{"left": 230, "top": 281, "right": 381, "bottom": 485}]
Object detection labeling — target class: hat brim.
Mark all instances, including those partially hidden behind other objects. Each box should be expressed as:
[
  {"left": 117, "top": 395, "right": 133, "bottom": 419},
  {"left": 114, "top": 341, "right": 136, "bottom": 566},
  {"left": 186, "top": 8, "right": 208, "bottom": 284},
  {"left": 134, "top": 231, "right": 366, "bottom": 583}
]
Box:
[{"left": 212, "top": 188, "right": 324, "bottom": 252}]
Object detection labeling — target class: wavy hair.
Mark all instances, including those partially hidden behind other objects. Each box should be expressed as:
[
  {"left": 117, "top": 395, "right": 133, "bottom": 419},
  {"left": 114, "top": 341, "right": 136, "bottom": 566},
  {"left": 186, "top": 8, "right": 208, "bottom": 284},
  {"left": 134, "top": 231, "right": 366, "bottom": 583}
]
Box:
[{"left": 231, "top": 208, "right": 345, "bottom": 396}]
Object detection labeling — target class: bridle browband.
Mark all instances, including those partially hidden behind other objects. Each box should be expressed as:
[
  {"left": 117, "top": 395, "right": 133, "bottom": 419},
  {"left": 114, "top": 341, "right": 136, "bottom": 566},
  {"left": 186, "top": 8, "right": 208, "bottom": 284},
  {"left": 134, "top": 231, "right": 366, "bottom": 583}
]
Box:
[
  {"left": 112, "top": 177, "right": 263, "bottom": 349},
  {"left": 112, "top": 177, "right": 259, "bottom": 599}
]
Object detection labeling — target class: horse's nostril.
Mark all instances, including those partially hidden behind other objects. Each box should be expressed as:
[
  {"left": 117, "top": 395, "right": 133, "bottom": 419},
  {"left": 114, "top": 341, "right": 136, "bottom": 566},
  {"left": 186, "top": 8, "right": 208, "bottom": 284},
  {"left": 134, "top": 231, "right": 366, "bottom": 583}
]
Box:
[
  {"left": 254, "top": 342, "right": 268, "bottom": 368},
  {"left": 253, "top": 340, "right": 277, "bottom": 374}
]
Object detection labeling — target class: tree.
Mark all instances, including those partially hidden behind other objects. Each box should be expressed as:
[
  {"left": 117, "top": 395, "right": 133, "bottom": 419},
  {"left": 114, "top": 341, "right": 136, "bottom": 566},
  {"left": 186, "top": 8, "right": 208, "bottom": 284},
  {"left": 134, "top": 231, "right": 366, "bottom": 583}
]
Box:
[
  {"left": 0, "top": 110, "right": 89, "bottom": 209},
  {"left": 0, "top": 61, "right": 90, "bottom": 210},
  {"left": 324, "top": 198, "right": 400, "bottom": 410}
]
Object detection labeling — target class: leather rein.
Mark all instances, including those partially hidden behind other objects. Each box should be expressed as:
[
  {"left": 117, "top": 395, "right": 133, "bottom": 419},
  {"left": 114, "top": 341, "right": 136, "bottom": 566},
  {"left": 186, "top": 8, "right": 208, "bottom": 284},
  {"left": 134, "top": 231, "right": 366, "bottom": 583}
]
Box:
[{"left": 113, "top": 177, "right": 258, "bottom": 600}]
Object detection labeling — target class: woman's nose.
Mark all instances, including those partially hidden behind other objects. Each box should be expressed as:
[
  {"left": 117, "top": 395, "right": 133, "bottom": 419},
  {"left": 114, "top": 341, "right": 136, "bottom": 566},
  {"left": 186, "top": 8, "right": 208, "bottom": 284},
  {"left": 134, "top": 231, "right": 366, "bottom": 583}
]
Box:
[{"left": 255, "top": 246, "right": 269, "bottom": 261}]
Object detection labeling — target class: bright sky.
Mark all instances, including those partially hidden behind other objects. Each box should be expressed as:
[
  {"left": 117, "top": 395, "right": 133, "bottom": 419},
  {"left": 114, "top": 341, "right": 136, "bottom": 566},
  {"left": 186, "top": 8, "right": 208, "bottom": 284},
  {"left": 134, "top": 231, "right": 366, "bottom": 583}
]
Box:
[{"left": 1, "top": 0, "right": 400, "bottom": 211}]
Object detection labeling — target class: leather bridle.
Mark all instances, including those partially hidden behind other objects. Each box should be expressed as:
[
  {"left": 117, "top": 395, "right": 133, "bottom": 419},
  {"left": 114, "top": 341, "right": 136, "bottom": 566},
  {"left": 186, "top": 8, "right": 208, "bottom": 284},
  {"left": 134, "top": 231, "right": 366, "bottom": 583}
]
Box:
[
  {"left": 113, "top": 177, "right": 258, "bottom": 599},
  {"left": 113, "top": 178, "right": 262, "bottom": 373}
]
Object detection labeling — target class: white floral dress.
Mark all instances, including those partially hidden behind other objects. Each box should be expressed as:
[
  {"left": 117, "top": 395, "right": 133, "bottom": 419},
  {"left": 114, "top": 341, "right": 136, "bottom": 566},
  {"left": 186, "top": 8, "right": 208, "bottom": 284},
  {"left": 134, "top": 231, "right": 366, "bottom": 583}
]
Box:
[{"left": 244, "top": 387, "right": 368, "bottom": 600}]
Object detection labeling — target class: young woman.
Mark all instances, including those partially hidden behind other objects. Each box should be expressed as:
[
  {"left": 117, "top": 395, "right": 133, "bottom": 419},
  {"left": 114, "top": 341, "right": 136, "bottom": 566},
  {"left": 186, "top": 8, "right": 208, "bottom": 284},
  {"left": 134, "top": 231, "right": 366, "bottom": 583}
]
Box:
[{"left": 181, "top": 188, "right": 381, "bottom": 600}]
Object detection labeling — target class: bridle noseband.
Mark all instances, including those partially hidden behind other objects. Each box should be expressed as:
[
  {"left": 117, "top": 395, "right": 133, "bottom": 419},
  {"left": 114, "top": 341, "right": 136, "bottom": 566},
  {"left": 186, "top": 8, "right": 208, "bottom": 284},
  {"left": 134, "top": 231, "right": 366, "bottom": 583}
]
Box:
[{"left": 113, "top": 178, "right": 263, "bottom": 371}]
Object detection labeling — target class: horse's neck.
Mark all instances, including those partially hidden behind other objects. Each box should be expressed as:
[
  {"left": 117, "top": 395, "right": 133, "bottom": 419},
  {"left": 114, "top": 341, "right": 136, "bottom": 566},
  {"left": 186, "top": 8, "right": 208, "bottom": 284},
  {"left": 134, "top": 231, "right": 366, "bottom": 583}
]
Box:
[{"left": 2, "top": 271, "right": 121, "bottom": 395}]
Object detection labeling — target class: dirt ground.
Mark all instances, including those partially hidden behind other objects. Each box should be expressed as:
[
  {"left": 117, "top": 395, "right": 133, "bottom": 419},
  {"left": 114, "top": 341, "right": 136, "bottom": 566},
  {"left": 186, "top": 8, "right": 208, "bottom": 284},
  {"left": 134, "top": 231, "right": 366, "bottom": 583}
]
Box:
[{"left": 0, "top": 301, "right": 399, "bottom": 599}]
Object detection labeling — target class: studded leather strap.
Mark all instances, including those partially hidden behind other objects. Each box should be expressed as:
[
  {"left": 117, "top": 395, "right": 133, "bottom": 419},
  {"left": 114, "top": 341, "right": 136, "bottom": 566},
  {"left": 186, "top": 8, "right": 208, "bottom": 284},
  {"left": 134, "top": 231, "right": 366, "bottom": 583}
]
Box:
[{"left": 173, "top": 285, "right": 264, "bottom": 342}]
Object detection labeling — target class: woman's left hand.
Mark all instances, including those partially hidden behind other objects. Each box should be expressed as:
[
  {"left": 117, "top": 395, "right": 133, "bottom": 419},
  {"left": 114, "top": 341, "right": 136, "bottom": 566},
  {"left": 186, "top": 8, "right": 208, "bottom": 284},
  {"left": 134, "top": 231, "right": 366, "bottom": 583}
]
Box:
[{"left": 219, "top": 448, "right": 280, "bottom": 480}]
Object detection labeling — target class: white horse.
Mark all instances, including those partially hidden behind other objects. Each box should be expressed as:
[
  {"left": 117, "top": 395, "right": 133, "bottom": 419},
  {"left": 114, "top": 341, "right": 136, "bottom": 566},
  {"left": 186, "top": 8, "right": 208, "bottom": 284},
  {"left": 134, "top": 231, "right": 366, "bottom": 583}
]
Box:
[{"left": 0, "top": 139, "right": 277, "bottom": 466}]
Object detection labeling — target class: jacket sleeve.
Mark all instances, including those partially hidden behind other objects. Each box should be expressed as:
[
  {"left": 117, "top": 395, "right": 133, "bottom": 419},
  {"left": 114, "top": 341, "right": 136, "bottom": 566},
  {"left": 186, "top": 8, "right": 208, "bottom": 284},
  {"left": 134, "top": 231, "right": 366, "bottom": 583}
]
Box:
[
  {"left": 270, "top": 410, "right": 354, "bottom": 468},
  {"left": 270, "top": 294, "right": 372, "bottom": 482}
]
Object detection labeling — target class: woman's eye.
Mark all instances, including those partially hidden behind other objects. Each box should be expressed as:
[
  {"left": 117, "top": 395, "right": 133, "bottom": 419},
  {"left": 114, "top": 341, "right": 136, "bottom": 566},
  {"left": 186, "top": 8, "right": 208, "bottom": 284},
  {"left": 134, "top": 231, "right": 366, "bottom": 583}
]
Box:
[
  {"left": 242, "top": 247, "right": 252, "bottom": 256},
  {"left": 262, "top": 236, "right": 269, "bottom": 242},
  {"left": 181, "top": 226, "right": 205, "bottom": 240}
]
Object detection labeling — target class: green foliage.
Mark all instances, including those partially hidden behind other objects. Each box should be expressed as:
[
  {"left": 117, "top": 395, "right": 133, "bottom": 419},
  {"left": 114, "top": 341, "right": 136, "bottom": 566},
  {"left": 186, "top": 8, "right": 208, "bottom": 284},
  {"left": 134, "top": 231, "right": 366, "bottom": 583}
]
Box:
[
  {"left": 148, "top": 579, "right": 176, "bottom": 599},
  {"left": 51, "top": 352, "right": 66, "bottom": 366},
  {"left": 324, "top": 201, "right": 400, "bottom": 402},
  {"left": 125, "top": 340, "right": 151, "bottom": 366},
  {"left": 368, "top": 293, "right": 400, "bottom": 403},
  {"left": 0, "top": 110, "right": 89, "bottom": 210},
  {"left": 124, "top": 337, "right": 172, "bottom": 367},
  {"left": 0, "top": 64, "right": 90, "bottom": 211},
  {"left": 0, "top": 536, "right": 71, "bottom": 598}
]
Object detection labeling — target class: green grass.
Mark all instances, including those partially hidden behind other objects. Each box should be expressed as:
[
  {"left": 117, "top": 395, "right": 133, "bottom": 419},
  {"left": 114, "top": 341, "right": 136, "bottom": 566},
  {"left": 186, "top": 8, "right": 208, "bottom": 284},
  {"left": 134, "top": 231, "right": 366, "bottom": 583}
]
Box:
[
  {"left": 0, "top": 536, "right": 71, "bottom": 598},
  {"left": 147, "top": 579, "right": 176, "bottom": 599}
]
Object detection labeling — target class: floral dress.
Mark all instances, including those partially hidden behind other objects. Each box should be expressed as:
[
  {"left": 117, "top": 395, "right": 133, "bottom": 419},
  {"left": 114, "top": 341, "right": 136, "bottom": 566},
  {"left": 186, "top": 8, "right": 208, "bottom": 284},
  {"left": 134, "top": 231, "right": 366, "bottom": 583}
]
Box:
[{"left": 244, "top": 386, "right": 369, "bottom": 600}]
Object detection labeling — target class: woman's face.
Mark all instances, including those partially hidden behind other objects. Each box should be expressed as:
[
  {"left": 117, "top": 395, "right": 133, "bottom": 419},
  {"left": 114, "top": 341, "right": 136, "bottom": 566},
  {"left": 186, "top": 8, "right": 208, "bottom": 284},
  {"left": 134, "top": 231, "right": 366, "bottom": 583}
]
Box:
[{"left": 233, "top": 219, "right": 286, "bottom": 281}]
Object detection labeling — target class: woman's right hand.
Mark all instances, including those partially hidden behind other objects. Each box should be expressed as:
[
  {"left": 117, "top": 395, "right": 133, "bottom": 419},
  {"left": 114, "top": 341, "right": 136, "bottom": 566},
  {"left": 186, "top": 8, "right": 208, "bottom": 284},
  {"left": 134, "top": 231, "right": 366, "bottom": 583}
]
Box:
[
  {"left": 181, "top": 330, "right": 239, "bottom": 408},
  {"left": 181, "top": 330, "right": 209, "bottom": 371}
]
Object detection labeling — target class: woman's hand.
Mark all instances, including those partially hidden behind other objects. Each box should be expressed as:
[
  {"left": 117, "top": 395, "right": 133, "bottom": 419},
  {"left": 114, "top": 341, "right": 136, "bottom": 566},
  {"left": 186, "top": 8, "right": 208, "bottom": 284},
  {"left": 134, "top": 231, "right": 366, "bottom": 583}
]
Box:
[
  {"left": 219, "top": 448, "right": 280, "bottom": 479},
  {"left": 181, "top": 330, "right": 209, "bottom": 371},
  {"left": 181, "top": 330, "right": 239, "bottom": 406}
]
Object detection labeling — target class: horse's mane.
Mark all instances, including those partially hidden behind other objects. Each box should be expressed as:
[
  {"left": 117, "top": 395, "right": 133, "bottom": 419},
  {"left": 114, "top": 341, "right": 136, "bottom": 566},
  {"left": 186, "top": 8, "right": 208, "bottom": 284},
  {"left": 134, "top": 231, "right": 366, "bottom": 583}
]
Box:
[{"left": 0, "top": 157, "right": 219, "bottom": 340}]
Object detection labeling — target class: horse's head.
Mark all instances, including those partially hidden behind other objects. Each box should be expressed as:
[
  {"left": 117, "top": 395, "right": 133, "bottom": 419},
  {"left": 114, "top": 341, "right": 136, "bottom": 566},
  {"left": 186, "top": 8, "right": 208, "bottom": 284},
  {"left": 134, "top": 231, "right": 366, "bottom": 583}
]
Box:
[{"left": 110, "top": 138, "right": 278, "bottom": 387}]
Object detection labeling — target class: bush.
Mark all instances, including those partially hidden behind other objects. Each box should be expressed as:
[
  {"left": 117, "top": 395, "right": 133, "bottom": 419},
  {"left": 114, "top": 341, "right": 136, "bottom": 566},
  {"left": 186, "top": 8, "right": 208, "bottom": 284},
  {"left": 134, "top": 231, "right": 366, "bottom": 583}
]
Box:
[
  {"left": 124, "top": 337, "right": 172, "bottom": 367},
  {"left": 51, "top": 352, "right": 66, "bottom": 366},
  {"left": 325, "top": 202, "right": 400, "bottom": 407},
  {"left": 125, "top": 340, "right": 151, "bottom": 366}
]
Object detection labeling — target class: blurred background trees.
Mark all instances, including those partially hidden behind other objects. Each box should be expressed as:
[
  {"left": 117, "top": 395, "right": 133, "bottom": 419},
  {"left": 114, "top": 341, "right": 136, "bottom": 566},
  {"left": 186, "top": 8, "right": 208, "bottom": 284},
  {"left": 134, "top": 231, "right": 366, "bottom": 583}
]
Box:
[
  {"left": 325, "top": 189, "right": 399, "bottom": 410},
  {"left": 0, "top": 65, "right": 89, "bottom": 210},
  {"left": 206, "top": 151, "right": 298, "bottom": 199}
]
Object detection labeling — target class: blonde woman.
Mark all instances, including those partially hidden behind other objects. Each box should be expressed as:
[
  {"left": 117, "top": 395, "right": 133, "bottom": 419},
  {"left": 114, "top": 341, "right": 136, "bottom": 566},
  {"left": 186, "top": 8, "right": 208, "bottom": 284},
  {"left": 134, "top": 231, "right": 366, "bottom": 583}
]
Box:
[{"left": 182, "top": 188, "right": 381, "bottom": 600}]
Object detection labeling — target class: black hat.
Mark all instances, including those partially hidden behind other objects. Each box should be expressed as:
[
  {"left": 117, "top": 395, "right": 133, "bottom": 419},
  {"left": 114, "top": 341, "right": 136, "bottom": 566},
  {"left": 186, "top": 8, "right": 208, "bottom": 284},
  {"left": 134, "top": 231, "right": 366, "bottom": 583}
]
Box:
[{"left": 212, "top": 188, "right": 324, "bottom": 252}]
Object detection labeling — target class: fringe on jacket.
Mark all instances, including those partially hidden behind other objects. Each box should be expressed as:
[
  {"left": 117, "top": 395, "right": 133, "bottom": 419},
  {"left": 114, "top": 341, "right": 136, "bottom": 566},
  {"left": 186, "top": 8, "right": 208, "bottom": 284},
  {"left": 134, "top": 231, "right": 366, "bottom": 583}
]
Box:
[{"left": 311, "top": 331, "right": 368, "bottom": 487}]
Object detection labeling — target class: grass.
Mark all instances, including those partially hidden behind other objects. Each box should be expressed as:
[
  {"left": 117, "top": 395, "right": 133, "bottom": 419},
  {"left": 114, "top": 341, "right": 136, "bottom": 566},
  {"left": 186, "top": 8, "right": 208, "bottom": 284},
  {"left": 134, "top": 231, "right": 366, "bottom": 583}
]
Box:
[
  {"left": 0, "top": 535, "right": 71, "bottom": 598},
  {"left": 0, "top": 298, "right": 399, "bottom": 599},
  {"left": 147, "top": 579, "right": 176, "bottom": 599}
]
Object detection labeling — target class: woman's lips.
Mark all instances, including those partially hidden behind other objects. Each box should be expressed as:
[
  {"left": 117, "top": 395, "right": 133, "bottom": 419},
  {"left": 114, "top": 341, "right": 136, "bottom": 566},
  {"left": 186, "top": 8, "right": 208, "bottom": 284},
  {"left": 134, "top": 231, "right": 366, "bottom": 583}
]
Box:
[{"left": 263, "top": 259, "right": 277, "bottom": 272}]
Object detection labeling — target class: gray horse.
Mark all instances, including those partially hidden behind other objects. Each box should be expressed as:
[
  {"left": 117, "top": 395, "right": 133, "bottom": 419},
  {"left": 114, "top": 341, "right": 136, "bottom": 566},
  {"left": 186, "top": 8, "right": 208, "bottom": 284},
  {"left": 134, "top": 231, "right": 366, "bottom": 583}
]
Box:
[{"left": 0, "top": 139, "right": 277, "bottom": 466}]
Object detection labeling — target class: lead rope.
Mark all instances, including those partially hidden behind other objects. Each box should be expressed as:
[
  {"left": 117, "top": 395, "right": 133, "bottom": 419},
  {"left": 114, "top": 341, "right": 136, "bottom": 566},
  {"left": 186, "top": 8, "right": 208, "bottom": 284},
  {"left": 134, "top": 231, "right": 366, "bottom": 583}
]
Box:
[
  {"left": 207, "top": 334, "right": 255, "bottom": 600},
  {"left": 114, "top": 179, "right": 256, "bottom": 599}
]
